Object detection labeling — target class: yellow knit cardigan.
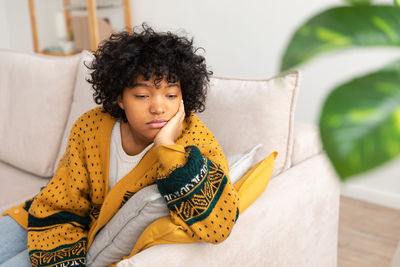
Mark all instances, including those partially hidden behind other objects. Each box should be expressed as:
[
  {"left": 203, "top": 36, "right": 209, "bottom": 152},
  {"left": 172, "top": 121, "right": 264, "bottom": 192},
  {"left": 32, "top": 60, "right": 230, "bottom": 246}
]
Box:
[{"left": 4, "top": 106, "right": 240, "bottom": 267}]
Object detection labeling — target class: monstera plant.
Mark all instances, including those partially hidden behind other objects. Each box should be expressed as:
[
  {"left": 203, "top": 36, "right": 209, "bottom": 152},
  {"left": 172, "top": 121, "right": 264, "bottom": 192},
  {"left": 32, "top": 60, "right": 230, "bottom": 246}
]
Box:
[{"left": 280, "top": 0, "right": 400, "bottom": 181}]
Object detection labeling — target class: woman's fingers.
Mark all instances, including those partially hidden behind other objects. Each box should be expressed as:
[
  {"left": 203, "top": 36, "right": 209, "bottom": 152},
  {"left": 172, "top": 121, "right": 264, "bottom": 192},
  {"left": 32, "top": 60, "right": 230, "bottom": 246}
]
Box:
[
  {"left": 170, "top": 100, "right": 184, "bottom": 123},
  {"left": 179, "top": 100, "right": 185, "bottom": 120},
  {"left": 176, "top": 100, "right": 185, "bottom": 134},
  {"left": 153, "top": 100, "right": 185, "bottom": 146}
]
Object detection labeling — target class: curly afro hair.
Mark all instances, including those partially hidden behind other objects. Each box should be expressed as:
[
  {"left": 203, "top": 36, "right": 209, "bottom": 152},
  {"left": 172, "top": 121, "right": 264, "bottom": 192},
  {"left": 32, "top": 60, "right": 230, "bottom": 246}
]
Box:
[{"left": 87, "top": 23, "right": 212, "bottom": 122}]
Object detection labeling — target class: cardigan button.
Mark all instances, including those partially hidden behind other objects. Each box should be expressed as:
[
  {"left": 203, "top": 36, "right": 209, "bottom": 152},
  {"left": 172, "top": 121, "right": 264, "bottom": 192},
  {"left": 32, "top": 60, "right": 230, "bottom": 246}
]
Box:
[{"left": 13, "top": 208, "right": 20, "bottom": 214}]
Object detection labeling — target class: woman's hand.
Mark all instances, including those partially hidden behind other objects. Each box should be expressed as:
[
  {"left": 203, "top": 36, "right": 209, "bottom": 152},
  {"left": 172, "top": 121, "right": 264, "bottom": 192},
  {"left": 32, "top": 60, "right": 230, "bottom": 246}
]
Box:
[{"left": 154, "top": 100, "right": 185, "bottom": 146}]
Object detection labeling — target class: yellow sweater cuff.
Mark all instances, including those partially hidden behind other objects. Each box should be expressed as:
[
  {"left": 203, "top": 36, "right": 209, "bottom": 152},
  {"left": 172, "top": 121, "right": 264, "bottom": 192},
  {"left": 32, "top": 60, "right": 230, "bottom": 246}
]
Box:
[{"left": 154, "top": 144, "right": 187, "bottom": 177}]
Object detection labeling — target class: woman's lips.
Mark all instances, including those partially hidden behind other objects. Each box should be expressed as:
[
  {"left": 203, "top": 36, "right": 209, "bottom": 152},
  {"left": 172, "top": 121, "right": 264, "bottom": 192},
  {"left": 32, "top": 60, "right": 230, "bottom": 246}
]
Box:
[{"left": 147, "top": 120, "right": 168, "bottom": 129}]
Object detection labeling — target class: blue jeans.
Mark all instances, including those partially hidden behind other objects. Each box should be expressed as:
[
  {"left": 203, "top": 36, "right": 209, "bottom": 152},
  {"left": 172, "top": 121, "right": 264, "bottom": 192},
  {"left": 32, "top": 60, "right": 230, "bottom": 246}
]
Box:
[{"left": 0, "top": 215, "right": 31, "bottom": 267}]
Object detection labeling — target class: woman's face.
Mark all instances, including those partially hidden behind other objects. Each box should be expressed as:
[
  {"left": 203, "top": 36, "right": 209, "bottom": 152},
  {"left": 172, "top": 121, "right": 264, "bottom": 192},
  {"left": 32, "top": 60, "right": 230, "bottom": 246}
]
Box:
[{"left": 117, "top": 75, "right": 183, "bottom": 145}]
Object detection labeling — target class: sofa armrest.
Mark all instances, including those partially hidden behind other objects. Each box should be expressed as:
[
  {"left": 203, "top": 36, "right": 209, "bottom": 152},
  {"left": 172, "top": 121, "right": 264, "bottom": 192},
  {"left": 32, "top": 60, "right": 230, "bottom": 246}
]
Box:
[
  {"left": 291, "top": 121, "right": 323, "bottom": 167},
  {"left": 117, "top": 153, "right": 340, "bottom": 267}
]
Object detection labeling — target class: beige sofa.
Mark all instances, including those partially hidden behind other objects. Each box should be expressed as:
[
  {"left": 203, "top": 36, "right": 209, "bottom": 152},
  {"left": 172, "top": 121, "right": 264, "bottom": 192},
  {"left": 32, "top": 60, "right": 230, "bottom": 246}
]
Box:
[{"left": 0, "top": 49, "right": 340, "bottom": 267}]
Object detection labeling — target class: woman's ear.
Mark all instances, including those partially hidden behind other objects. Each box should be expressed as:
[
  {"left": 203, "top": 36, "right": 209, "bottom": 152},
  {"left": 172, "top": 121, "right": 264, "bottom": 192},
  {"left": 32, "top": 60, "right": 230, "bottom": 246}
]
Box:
[{"left": 117, "top": 95, "right": 124, "bottom": 110}]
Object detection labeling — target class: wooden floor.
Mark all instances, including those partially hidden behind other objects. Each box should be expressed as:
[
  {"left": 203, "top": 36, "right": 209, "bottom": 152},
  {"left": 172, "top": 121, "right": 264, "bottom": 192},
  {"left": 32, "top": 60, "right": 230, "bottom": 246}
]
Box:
[{"left": 338, "top": 196, "right": 400, "bottom": 267}]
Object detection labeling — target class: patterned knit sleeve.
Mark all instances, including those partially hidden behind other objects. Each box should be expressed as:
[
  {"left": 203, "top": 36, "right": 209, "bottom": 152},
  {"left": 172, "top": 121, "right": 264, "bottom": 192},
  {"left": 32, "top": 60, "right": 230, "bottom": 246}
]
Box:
[
  {"left": 27, "top": 121, "right": 91, "bottom": 267},
  {"left": 154, "top": 142, "right": 240, "bottom": 244}
]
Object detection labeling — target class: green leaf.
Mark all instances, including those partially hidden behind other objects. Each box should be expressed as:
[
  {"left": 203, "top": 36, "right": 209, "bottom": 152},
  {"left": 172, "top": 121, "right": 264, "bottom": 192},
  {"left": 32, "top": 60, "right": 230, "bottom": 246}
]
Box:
[
  {"left": 281, "top": 5, "right": 400, "bottom": 71},
  {"left": 344, "top": 0, "right": 372, "bottom": 6},
  {"left": 319, "top": 60, "right": 400, "bottom": 180},
  {"left": 395, "top": 0, "right": 400, "bottom": 8}
]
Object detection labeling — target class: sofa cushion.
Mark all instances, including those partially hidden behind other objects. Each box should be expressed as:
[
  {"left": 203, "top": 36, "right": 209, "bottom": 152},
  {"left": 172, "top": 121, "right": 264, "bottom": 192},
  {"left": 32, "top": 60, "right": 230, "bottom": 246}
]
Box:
[
  {"left": 197, "top": 71, "right": 300, "bottom": 177},
  {"left": 53, "top": 50, "right": 98, "bottom": 174},
  {"left": 0, "top": 161, "right": 49, "bottom": 214},
  {"left": 0, "top": 50, "right": 80, "bottom": 177}
]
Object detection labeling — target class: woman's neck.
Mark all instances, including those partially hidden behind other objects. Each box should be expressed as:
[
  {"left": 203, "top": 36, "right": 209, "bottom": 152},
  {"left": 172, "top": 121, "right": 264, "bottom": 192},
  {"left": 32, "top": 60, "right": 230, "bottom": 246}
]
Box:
[{"left": 120, "top": 121, "right": 152, "bottom": 156}]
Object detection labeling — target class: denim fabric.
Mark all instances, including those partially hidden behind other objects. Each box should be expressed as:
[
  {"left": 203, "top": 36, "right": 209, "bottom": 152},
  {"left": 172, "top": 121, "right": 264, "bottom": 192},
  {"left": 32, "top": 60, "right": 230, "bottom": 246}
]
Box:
[
  {"left": 0, "top": 215, "right": 30, "bottom": 266},
  {"left": 0, "top": 249, "right": 31, "bottom": 267}
]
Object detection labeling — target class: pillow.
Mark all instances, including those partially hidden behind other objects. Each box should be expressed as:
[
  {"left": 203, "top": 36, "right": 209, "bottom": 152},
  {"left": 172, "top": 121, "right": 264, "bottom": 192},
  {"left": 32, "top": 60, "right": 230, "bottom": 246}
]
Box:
[
  {"left": 86, "top": 184, "right": 169, "bottom": 267},
  {"left": 117, "top": 151, "right": 279, "bottom": 265},
  {"left": 227, "top": 144, "right": 263, "bottom": 184},
  {"left": 234, "top": 151, "right": 278, "bottom": 213},
  {"left": 196, "top": 71, "right": 300, "bottom": 177},
  {"left": 0, "top": 49, "right": 80, "bottom": 177}
]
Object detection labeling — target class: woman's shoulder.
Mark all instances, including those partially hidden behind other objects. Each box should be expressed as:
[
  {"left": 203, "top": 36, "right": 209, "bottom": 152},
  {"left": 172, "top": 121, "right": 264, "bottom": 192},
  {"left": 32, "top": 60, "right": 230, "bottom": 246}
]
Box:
[
  {"left": 183, "top": 112, "right": 210, "bottom": 132},
  {"left": 72, "top": 106, "right": 115, "bottom": 130},
  {"left": 66, "top": 106, "right": 116, "bottom": 142},
  {"left": 74, "top": 106, "right": 108, "bottom": 123},
  {"left": 185, "top": 112, "right": 206, "bottom": 126},
  {"left": 181, "top": 112, "right": 218, "bottom": 144}
]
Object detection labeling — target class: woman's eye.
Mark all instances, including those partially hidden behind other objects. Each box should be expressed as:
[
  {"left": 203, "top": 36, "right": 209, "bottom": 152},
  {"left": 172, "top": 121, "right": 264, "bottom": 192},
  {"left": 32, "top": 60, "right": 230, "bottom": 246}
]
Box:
[
  {"left": 167, "top": 95, "right": 177, "bottom": 99},
  {"left": 134, "top": 95, "right": 148, "bottom": 99}
]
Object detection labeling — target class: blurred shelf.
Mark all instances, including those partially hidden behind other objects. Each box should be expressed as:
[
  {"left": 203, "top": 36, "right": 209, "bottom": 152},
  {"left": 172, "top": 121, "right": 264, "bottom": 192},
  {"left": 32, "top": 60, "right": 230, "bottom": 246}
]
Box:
[
  {"left": 41, "top": 50, "right": 78, "bottom": 57},
  {"left": 28, "top": 0, "right": 132, "bottom": 55},
  {"left": 63, "top": 3, "right": 122, "bottom": 11}
]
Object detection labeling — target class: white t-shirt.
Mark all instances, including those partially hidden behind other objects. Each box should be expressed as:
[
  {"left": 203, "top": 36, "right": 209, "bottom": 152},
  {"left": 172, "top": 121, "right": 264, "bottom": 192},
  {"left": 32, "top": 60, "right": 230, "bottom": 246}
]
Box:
[{"left": 108, "top": 120, "right": 153, "bottom": 189}]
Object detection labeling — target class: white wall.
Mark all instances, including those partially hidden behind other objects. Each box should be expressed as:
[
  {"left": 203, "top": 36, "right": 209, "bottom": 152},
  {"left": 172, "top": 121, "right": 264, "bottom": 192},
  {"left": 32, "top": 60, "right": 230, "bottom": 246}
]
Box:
[
  {"left": 1, "top": 0, "right": 399, "bottom": 209},
  {"left": 0, "top": 0, "right": 10, "bottom": 49},
  {"left": 3, "top": 0, "right": 32, "bottom": 51}
]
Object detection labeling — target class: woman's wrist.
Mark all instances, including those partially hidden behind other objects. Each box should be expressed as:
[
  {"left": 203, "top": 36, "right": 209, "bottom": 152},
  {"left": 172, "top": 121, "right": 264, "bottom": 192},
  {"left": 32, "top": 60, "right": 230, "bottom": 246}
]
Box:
[{"left": 154, "top": 138, "right": 175, "bottom": 147}]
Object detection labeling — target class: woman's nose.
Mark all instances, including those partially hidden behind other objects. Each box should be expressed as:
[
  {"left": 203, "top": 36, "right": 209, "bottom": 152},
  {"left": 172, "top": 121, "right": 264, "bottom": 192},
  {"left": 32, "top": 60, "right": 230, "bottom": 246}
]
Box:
[{"left": 149, "top": 96, "right": 166, "bottom": 114}]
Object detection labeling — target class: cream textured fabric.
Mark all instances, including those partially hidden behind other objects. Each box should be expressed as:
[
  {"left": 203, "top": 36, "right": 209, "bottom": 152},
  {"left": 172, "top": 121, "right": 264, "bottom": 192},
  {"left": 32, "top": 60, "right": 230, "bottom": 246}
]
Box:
[
  {"left": 53, "top": 50, "right": 98, "bottom": 174},
  {"left": 197, "top": 71, "right": 300, "bottom": 177},
  {"left": 117, "top": 153, "right": 340, "bottom": 267},
  {"left": 291, "top": 122, "right": 323, "bottom": 166},
  {"left": 0, "top": 50, "right": 80, "bottom": 177}
]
